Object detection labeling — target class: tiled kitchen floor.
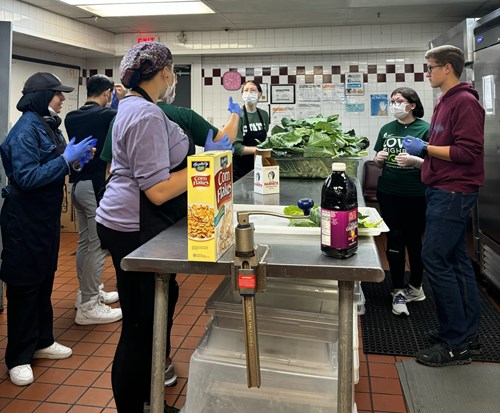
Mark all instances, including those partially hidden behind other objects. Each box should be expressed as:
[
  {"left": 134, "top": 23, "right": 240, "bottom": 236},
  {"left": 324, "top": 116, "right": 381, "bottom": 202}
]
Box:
[{"left": 0, "top": 232, "right": 496, "bottom": 412}]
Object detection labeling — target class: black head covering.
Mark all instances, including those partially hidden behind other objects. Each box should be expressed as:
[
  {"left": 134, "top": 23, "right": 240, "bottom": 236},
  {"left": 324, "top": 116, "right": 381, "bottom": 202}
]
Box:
[
  {"left": 16, "top": 72, "right": 74, "bottom": 117},
  {"left": 16, "top": 89, "right": 55, "bottom": 116}
]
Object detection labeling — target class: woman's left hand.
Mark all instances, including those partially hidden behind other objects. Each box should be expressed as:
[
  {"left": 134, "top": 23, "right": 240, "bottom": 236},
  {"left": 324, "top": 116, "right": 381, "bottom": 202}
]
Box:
[{"left": 204, "top": 130, "right": 233, "bottom": 152}]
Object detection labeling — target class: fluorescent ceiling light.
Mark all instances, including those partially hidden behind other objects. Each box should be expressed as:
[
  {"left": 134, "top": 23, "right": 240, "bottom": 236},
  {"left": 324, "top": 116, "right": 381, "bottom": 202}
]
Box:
[
  {"left": 60, "top": 0, "right": 195, "bottom": 4},
  {"left": 59, "top": 1, "right": 215, "bottom": 17}
]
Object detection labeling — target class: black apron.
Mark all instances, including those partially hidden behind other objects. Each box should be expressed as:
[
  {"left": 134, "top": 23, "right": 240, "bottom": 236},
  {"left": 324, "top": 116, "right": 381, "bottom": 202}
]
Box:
[
  {"left": 233, "top": 107, "right": 267, "bottom": 181},
  {"left": 133, "top": 87, "right": 194, "bottom": 359},
  {"left": 131, "top": 86, "right": 195, "bottom": 245},
  {"left": 0, "top": 119, "right": 66, "bottom": 286}
]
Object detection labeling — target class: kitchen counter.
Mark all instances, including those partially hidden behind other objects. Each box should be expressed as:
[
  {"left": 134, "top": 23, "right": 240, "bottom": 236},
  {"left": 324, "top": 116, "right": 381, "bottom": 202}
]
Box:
[{"left": 121, "top": 174, "right": 384, "bottom": 413}]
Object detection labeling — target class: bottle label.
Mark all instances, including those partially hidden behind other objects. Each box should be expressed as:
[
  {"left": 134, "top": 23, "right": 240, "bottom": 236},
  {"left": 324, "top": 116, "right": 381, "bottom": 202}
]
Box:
[{"left": 321, "top": 208, "right": 358, "bottom": 249}]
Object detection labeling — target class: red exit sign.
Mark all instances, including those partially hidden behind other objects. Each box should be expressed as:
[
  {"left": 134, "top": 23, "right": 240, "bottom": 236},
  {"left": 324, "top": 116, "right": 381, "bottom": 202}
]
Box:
[{"left": 137, "top": 37, "right": 155, "bottom": 43}]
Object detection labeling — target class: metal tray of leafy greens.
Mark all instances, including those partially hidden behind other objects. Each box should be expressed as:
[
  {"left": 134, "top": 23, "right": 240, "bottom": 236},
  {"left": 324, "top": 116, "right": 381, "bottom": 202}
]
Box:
[{"left": 256, "top": 115, "right": 370, "bottom": 179}]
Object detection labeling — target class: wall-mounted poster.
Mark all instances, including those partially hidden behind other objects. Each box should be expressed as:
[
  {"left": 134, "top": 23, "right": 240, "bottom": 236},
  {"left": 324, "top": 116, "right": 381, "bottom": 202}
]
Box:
[
  {"left": 345, "top": 73, "right": 364, "bottom": 96},
  {"left": 271, "top": 84, "right": 296, "bottom": 104},
  {"left": 297, "top": 84, "right": 321, "bottom": 102},
  {"left": 345, "top": 103, "right": 365, "bottom": 113},
  {"left": 260, "top": 83, "right": 269, "bottom": 103},
  {"left": 297, "top": 103, "right": 322, "bottom": 119},
  {"left": 370, "top": 94, "right": 388, "bottom": 116},
  {"left": 321, "top": 84, "right": 345, "bottom": 103},
  {"left": 270, "top": 105, "right": 296, "bottom": 126}
]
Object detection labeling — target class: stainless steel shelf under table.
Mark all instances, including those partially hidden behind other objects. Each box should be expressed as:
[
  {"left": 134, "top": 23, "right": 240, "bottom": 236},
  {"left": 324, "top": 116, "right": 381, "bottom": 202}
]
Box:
[{"left": 121, "top": 175, "right": 385, "bottom": 413}]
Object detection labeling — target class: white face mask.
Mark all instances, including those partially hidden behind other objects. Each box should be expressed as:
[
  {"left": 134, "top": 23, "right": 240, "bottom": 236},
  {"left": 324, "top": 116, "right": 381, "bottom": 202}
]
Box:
[
  {"left": 47, "top": 106, "right": 58, "bottom": 117},
  {"left": 162, "top": 85, "right": 176, "bottom": 104},
  {"left": 161, "top": 69, "right": 176, "bottom": 104},
  {"left": 390, "top": 102, "right": 410, "bottom": 120},
  {"left": 105, "top": 92, "right": 113, "bottom": 108},
  {"left": 242, "top": 91, "right": 259, "bottom": 105}
]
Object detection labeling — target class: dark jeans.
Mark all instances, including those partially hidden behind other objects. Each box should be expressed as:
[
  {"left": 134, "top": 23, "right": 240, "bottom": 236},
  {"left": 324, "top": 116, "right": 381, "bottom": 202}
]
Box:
[
  {"left": 97, "top": 223, "right": 179, "bottom": 413},
  {"left": 421, "top": 187, "right": 480, "bottom": 349},
  {"left": 5, "top": 274, "right": 55, "bottom": 369},
  {"left": 377, "top": 191, "right": 426, "bottom": 290}
]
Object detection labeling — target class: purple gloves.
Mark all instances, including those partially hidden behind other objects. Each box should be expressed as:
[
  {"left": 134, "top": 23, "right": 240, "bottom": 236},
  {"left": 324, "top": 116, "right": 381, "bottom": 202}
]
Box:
[
  {"left": 228, "top": 96, "right": 241, "bottom": 116},
  {"left": 403, "top": 136, "right": 427, "bottom": 156},
  {"left": 63, "top": 136, "right": 96, "bottom": 164},
  {"left": 204, "top": 129, "right": 232, "bottom": 152}
]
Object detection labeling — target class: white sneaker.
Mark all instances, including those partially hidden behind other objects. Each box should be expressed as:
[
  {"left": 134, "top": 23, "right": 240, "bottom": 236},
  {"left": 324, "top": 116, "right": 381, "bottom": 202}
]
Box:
[
  {"left": 392, "top": 290, "right": 409, "bottom": 316},
  {"left": 75, "top": 283, "right": 119, "bottom": 308},
  {"left": 164, "top": 359, "right": 178, "bottom": 387},
  {"left": 403, "top": 284, "right": 426, "bottom": 302},
  {"left": 9, "top": 364, "right": 34, "bottom": 386},
  {"left": 33, "top": 342, "right": 72, "bottom": 360},
  {"left": 75, "top": 298, "right": 122, "bottom": 325}
]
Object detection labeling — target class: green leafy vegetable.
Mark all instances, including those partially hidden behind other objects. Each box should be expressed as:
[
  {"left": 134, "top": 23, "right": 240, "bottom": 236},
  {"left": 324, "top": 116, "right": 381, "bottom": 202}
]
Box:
[
  {"left": 288, "top": 219, "right": 318, "bottom": 227},
  {"left": 283, "top": 205, "right": 382, "bottom": 229},
  {"left": 283, "top": 205, "right": 304, "bottom": 216},
  {"left": 257, "top": 114, "right": 370, "bottom": 158},
  {"left": 358, "top": 219, "right": 383, "bottom": 228},
  {"left": 309, "top": 205, "right": 321, "bottom": 226}
]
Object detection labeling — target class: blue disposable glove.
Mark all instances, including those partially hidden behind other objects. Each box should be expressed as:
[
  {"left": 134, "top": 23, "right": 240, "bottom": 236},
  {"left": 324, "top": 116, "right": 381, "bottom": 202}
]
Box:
[
  {"left": 204, "top": 129, "right": 233, "bottom": 152},
  {"left": 63, "top": 136, "right": 95, "bottom": 164},
  {"left": 402, "top": 135, "right": 427, "bottom": 156},
  {"left": 79, "top": 137, "right": 98, "bottom": 166},
  {"left": 228, "top": 96, "right": 241, "bottom": 116}
]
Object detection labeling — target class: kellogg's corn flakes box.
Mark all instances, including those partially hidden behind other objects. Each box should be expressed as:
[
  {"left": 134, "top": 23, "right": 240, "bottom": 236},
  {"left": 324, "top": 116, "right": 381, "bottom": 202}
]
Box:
[{"left": 187, "top": 150, "right": 233, "bottom": 262}]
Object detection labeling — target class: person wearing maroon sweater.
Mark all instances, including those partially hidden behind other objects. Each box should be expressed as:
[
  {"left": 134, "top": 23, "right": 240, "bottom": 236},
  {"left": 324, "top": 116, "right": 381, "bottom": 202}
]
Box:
[{"left": 403, "top": 45, "right": 485, "bottom": 367}]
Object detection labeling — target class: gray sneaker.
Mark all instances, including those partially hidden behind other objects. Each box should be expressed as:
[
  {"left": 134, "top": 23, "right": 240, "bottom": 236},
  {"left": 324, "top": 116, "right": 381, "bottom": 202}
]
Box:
[
  {"left": 403, "top": 284, "right": 426, "bottom": 302},
  {"left": 392, "top": 290, "right": 409, "bottom": 316}
]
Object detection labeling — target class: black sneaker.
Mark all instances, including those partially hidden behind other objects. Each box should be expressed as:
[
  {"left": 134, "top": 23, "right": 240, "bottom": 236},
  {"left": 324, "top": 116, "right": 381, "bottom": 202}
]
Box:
[
  {"left": 427, "top": 329, "right": 481, "bottom": 355},
  {"left": 416, "top": 343, "right": 472, "bottom": 367},
  {"left": 144, "top": 402, "right": 180, "bottom": 413}
]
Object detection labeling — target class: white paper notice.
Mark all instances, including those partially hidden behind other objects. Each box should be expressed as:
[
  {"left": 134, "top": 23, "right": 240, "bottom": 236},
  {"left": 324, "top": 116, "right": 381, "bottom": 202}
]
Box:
[
  {"left": 270, "top": 105, "right": 296, "bottom": 126},
  {"left": 297, "top": 84, "right": 322, "bottom": 102},
  {"left": 482, "top": 75, "right": 495, "bottom": 116}
]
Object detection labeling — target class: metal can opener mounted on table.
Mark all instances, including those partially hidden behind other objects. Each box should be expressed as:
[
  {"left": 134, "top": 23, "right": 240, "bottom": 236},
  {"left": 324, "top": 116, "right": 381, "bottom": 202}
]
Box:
[{"left": 230, "top": 198, "right": 313, "bottom": 388}]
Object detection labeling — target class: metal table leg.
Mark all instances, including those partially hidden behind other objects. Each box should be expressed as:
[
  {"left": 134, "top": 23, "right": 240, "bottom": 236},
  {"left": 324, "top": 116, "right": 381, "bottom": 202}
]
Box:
[
  {"left": 337, "top": 280, "right": 354, "bottom": 413},
  {"left": 151, "top": 273, "right": 170, "bottom": 413}
]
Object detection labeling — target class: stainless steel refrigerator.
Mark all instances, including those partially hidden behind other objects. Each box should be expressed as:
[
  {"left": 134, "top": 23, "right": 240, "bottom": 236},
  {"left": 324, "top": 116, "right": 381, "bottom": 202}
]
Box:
[{"left": 473, "top": 9, "right": 500, "bottom": 290}]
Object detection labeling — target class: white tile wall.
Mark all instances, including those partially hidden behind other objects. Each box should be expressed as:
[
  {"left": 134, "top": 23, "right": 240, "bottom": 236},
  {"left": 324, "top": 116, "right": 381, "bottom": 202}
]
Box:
[
  {"left": 199, "top": 51, "right": 436, "bottom": 160},
  {"left": 2, "top": 0, "right": 114, "bottom": 55},
  {"left": 2, "top": 0, "right": 459, "bottom": 160}
]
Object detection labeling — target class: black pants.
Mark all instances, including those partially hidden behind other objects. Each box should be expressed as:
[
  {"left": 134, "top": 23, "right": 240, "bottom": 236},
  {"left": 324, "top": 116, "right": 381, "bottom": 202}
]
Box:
[
  {"left": 5, "top": 274, "right": 55, "bottom": 369},
  {"left": 377, "top": 191, "right": 426, "bottom": 290},
  {"left": 97, "top": 223, "right": 179, "bottom": 413}
]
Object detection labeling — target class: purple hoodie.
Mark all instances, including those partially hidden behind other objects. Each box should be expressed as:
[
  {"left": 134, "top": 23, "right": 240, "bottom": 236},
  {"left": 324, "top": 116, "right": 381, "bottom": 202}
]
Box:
[{"left": 422, "top": 82, "right": 485, "bottom": 192}]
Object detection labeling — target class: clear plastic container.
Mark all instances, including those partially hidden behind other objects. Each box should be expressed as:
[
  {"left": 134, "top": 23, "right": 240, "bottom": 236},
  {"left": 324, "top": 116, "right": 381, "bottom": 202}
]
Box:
[
  {"left": 206, "top": 276, "right": 339, "bottom": 343},
  {"left": 183, "top": 320, "right": 339, "bottom": 413}
]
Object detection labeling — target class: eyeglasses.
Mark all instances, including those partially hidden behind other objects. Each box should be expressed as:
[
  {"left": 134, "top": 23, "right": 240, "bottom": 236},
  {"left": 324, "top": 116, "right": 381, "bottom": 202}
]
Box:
[
  {"left": 426, "top": 64, "right": 446, "bottom": 74},
  {"left": 389, "top": 100, "right": 408, "bottom": 105}
]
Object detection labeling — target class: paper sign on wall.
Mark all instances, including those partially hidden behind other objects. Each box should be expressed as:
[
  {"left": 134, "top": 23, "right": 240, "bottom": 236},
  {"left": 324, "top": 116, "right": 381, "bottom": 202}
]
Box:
[{"left": 345, "top": 73, "right": 364, "bottom": 96}]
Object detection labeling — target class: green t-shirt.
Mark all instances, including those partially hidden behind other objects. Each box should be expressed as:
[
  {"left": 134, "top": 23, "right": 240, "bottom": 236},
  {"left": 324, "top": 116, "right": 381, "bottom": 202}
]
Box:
[
  {"left": 233, "top": 108, "right": 269, "bottom": 156},
  {"left": 100, "top": 102, "right": 219, "bottom": 163},
  {"left": 373, "top": 118, "right": 430, "bottom": 196}
]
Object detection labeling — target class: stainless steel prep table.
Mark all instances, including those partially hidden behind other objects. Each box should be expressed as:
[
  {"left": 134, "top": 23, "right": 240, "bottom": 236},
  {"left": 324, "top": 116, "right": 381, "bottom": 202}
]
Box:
[{"left": 121, "top": 174, "right": 385, "bottom": 413}]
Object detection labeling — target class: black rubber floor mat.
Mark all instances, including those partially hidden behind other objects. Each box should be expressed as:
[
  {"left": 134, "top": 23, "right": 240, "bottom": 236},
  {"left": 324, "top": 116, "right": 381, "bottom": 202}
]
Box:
[{"left": 361, "top": 272, "right": 500, "bottom": 362}]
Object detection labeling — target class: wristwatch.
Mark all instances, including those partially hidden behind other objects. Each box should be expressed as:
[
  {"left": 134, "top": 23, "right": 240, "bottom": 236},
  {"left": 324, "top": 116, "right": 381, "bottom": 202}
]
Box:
[{"left": 422, "top": 142, "right": 429, "bottom": 156}]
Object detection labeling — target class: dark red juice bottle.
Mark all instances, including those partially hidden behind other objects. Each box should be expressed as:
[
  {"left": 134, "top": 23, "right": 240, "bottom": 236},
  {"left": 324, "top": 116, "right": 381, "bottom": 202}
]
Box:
[{"left": 320, "top": 162, "right": 358, "bottom": 258}]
